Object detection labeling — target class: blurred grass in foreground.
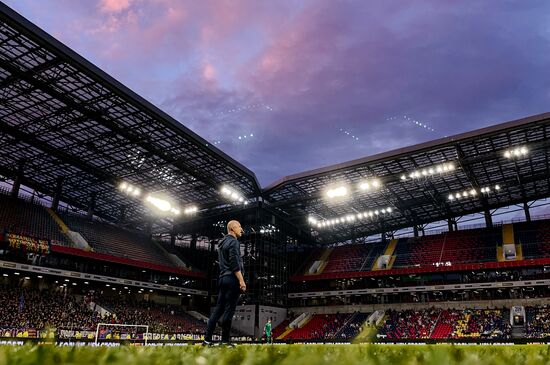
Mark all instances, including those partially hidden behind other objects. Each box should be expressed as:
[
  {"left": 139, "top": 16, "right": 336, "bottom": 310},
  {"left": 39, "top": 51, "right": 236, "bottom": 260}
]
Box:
[{"left": 1, "top": 344, "right": 550, "bottom": 365}]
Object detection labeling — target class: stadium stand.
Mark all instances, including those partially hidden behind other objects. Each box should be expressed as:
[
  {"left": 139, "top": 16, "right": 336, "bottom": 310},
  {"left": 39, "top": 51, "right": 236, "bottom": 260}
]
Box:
[
  {"left": 59, "top": 212, "right": 170, "bottom": 267},
  {"left": 362, "top": 242, "right": 388, "bottom": 270},
  {"left": 393, "top": 228, "right": 499, "bottom": 269},
  {"left": 430, "top": 309, "right": 511, "bottom": 339},
  {"left": 0, "top": 192, "right": 202, "bottom": 277},
  {"left": 524, "top": 306, "right": 550, "bottom": 338},
  {"left": 283, "top": 313, "right": 351, "bottom": 341},
  {"left": 333, "top": 312, "right": 369, "bottom": 340},
  {"left": 0, "top": 284, "right": 206, "bottom": 336},
  {"left": 323, "top": 245, "right": 370, "bottom": 273},
  {"left": 378, "top": 308, "right": 441, "bottom": 339},
  {"left": 0, "top": 194, "right": 69, "bottom": 246},
  {"left": 515, "top": 221, "right": 550, "bottom": 259},
  {"left": 272, "top": 319, "right": 290, "bottom": 339}
]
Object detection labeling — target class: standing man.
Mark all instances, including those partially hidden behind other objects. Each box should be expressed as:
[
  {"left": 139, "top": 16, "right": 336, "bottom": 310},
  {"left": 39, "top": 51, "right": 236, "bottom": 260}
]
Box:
[
  {"left": 203, "top": 220, "right": 246, "bottom": 346},
  {"left": 264, "top": 318, "right": 273, "bottom": 344}
]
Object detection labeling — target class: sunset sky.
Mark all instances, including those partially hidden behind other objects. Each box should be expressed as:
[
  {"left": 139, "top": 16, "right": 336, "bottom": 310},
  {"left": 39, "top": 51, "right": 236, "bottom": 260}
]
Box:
[{"left": 5, "top": 0, "right": 550, "bottom": 187}]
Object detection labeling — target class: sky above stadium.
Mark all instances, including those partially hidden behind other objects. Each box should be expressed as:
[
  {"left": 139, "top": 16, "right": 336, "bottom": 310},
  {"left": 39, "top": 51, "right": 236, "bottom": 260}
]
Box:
[{"left": 5, "top": 0, "right": 550, "bottom": 187}]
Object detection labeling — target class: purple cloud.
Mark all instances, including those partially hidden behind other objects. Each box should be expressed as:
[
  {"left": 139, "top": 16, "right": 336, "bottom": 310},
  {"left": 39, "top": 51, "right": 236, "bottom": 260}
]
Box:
[{"left": 5, "top": 0, "right": 550, "bottom": 186}]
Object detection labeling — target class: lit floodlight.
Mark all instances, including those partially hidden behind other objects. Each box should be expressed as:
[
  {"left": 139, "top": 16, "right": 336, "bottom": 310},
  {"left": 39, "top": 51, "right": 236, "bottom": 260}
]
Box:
[
  {"left": 326, "top": 186, "right": 348, "bottom": 199},
  {"left": 220, "top": 185, "right": 247, "bottom": 204},
  {"left": 504, "top": 146, "right": 529, "bottom": 159},
  {"left": 359, "top": 182, "right": 370, "bottom": 190},
  {"left": 119, "top": 182, "right": 128, "bottom": 190},
  {"left": 145, "top": 195, "right": 172, "bottom": 212},
  {"left": 402, "top": 162, "right": 456, "bottom": 181}
]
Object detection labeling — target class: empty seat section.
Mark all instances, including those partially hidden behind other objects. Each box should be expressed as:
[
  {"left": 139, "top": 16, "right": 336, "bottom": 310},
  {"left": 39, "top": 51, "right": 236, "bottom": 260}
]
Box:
[
  {"left": 0, "top": 194, "right": 68, "bottom": 245},
  {"left": 323, "top": 245, "right": 370, "bottom": 273},
  {"left": 515, "top": 221, "right": 550, "bottom": 259},
  {"left": 362, "top": 242, "right": 387, "bottom": 270},
  {"left": 393, "top": 235, "right": 444, "bottom": 268},
  {"left": 60, "top": 213, "right": 171, "bottom": 267},
  {"left": 334, "top": 312, "right": 369, "bottom": 340},
  {"left": 440, "top": 228, "right": 498, "bottom": 264},
  {"left": 284, "top": 313, "right": 350, "bottom": 340}
]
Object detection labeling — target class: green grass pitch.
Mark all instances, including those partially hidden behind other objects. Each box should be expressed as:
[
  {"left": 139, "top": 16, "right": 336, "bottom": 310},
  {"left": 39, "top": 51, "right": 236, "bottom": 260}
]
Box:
[{"left": 1, "top": 344, "right": 550, "bottom": 365}]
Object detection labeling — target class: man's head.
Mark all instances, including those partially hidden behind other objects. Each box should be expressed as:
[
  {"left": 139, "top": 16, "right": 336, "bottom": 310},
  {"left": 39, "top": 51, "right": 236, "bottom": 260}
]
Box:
[{"left": 227, "top": 220, "right": 243, "bottom": 238}]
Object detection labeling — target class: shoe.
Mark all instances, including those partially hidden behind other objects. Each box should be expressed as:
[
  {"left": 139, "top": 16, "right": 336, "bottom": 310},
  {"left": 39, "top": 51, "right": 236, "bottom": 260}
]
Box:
[
  {"left": 201, "top": 340, "right": 213, "bottom": 347},
  {"left": 219, "top": 342, "right": 236, "bottom": 348}
]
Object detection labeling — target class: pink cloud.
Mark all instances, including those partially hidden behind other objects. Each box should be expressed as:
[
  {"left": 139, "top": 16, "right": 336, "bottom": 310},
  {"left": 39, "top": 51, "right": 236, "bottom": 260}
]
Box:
[
  {"left": 99, "top": 0, "right": 132, "bottom": 13},
  {"left": 202, "top": 63, "right": 216, "bottom": 80}
]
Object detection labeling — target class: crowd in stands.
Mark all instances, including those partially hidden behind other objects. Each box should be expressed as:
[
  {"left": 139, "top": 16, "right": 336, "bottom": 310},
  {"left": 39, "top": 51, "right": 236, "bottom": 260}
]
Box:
[
  {"left": 525, "top": 306, "right": 550, "bottom": 338},
  {"left": 454, "top": 309, "right": 511, "bottom": 339},
  {"left": 0, "top": 285, "right": 96, "bottom": 332},
  {"left": 0, "top": 284, "right": 206, "bottom": 339},
  {"left": 378, "top": 308, "right": 441, "bottom": 339},
  {"left": 92, "top": 296, "right": 206, "bottom": 334}
]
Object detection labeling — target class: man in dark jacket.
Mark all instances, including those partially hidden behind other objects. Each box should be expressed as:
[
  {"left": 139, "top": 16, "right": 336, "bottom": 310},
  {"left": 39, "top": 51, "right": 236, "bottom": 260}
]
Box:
[{"left": 203, "top": 220, "right": 246, "bottom": 346}]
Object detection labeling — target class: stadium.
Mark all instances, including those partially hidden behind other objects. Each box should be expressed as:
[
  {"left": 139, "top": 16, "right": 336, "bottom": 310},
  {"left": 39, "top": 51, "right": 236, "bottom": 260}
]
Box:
[{"left": 1, "top": 2, "right": 550, "bottom": 365}]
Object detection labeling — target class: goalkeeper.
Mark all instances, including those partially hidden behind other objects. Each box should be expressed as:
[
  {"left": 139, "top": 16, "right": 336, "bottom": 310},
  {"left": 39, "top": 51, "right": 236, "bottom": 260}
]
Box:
[{"left": 264, "top": 319, "right": 273, "bottom": 344}]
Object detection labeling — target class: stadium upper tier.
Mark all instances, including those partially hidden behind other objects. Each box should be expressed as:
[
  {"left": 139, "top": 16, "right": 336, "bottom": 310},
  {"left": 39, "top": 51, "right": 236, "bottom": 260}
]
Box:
[
  {"left": 292, "top": 218, "right": 550, "bottom": 281},
  {"left": 0, "top": 193, "right": 202, "bottom": 277}
]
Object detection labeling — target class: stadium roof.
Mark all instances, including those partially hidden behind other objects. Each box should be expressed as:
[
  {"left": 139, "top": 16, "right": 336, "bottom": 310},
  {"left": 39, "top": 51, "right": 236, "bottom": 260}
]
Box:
[
  {"left": 0, "top": 4, "right": 260, "bottom": 231},
  {"left": 264, "top": 112, "right": 550, "bottom": 243},
  {"left": 2, "top": 4, "right": 550, "bottom": 243}
]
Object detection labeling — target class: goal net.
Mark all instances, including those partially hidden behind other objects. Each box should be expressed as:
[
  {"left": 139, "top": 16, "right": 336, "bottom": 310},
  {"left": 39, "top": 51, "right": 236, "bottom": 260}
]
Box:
[{"left": 94, "top": 323, "right": 149, "bottom": 346}]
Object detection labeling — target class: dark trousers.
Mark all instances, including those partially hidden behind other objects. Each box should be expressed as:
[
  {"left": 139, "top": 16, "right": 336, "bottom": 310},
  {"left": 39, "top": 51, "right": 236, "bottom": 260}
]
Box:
[{"left": 205, "top": 274, "right": 240, "bottom": 342}]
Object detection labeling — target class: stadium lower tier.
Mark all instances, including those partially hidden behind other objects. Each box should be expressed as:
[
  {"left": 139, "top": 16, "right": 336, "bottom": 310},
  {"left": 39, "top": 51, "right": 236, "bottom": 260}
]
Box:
[
  {"left": 277, "top": 305, "right": 550, "bottom": 341},
  {"left": 0, "top": 284, "right": 251, "bottom": 341}
]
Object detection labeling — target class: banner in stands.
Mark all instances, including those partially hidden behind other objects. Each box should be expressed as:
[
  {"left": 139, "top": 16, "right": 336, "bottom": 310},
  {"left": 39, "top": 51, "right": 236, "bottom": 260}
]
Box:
[
  {"left": 6, "top": 233, "right": 50, "bottom": 255},
  {"left": 1, "top": 328, "right": 252, "bottom": 342}
]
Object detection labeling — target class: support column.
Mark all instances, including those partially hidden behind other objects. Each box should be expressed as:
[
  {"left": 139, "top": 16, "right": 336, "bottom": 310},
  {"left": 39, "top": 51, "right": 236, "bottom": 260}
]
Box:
[
  {"left": 190, "top": 233, "right": 197, "bottom": 250},
  {"left": 484, "top": 208, "right": 493, "bottom": 228},
  {"left": 523, "top": 202, "right": 531, "bottom": 222},
  {"left": 171, "top": 226, "right": 177, "bottom": 246},
  {"left": 51, "top": 177, "right": 64, "bottom": 212},
  {"left": 86, "top": 192, "right": 97, "bottom": 220},
  {"left": 381, "top": 231, "right": 386, "bottom": 242},
  {"left": 413, "top": 225, "right": 419, "bottom": 238},
  {"left": 447, "top": 219, "right": 454, "bottom": 232},
  {"left": 11, "top": 160, "right": 25, "bottom": 198}
]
